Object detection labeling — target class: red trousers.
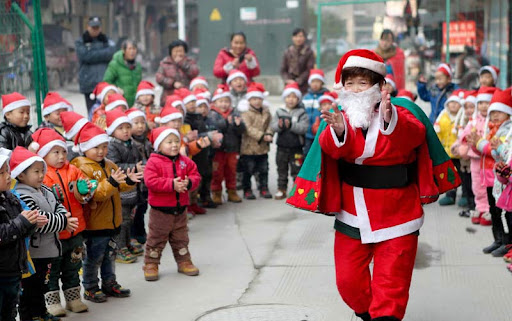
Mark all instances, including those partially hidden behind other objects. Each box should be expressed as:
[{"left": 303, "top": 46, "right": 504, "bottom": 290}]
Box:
[
  {"left": 334, "top": 232, "right": 418, "bottom": 320},
  {"left": 211, "top": 151, "right": 238, "bottom": 191}
]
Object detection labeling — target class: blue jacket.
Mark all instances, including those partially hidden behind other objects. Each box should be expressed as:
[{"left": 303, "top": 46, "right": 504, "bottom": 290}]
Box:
[
  {"left": 303, "top": 88, "right": 328, "bottom": 140},
  {"left": 417, "top": 81, "right": 458, "bottom": 123}
]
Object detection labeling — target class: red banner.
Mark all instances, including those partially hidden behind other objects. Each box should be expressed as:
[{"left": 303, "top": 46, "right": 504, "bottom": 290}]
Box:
[{"left": 442, "top": 21, "right": 477, "bottom": 53}]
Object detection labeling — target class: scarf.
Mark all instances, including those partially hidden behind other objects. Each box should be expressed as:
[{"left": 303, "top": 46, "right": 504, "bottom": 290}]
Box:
[{"left": 211, "top": 105, "right": 233, "bottom": 120}]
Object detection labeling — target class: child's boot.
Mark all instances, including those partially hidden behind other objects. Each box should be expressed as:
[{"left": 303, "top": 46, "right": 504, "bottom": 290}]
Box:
[
  {"left": 83, "top": 287, "right": 107, "bottom": 303},
  {"left": 470, "top": 211, "right": 482, "bottom": 224},
  {"left": 45, "top": 290, "right": 66, "bottom": 317},
  {"left": 212, "top": 190, "right": 223, "bottom": 205},
  {"left": 438, "top": 195, "right": 455, "bottom": 206},
  {"left": 244, "top": 189, "right": 256, "bottom": 200},
  {"left": 116, "top": 247, "right": 137, "bottom": 263},
  {"left": 227, "top": 189, "right": 242, "bottom": 203},
  {"left": 259, "top": 187, "right": 272, "bottom": 199},
  {"left": 128, "top": 242, "right": 144, "bottom": 257},
  {"left": 457, "top": 196, "right": 468, "bottom": 208},
  {"left": 143, "top": 263, "right": 159, "bottom": 281},
  {"left": 178, "top": 261, "right": 200, "bottom": 276},
  {"left": 503, "top": 247, "right": 512, "bottom": 263},
  {"left": 479, "top": 212, "right": 492, "bottom": 225},
  {"left": 274, "top": 189, "right": 287, "bottom": 200},
  {"left": 101, "top": 281, "right": 131, "bottom": 298},
  {"left": 63, "top": 286, "right": 88, "bottom": 313}
]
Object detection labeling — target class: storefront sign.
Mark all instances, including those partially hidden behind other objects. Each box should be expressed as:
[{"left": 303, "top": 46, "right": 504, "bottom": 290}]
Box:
[{"left": 442, "top": 21, "right": 477, "bottom": 53}]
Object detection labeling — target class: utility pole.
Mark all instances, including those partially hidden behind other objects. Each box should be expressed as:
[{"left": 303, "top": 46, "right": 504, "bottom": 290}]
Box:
[{"left": 178, "top": 0, "right": 185, "bottom": 40}]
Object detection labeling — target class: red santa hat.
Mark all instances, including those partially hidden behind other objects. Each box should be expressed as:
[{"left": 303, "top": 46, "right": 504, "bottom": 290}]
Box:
[
  {"left": 319, "top": 91, "right": 339, "bottom": 105},
  {"left": 488, "top": 88, "right": 512, "bottom": 116},
  {"left": 308, "top": 69, "right": 325, "bottom": 85},
  {"left": 60, "top": 111, "right": 89, "bottom": 140},
  {"left": 189, "top": 76, "right": 209, "bottom": 90},
  {"left": 227, "top": 69, "right": 247, "bottom": 84},
  {"left": 135, "top": 81, "right": 155, "bottom": 99},
  {"left": 42, "top": 92, "right": 72, "bottom": 116},
  {"left": 193, "top": 88, "right": 211, "bottom": 108},
  {"left": 0, "top": 148, "right": 11, "bottom": 169},
  {"left": 437, "top": 63, "right": 453, "bottom": 78},
  {"left": 29, "top": 128, "right": 67, "bottom": 158},
  {"left": 396, "top": 89, "right": 416, "bottom": 101},
  {"left": 333, "top": 49, "right": 386, "bottom": 90},
  {"left": 479, "top": 65, "right": 500, "bottom": 85},
  {"left": 106, "top": 109, "right": 131, "bottom": 136},
  {"left": 463, "top": 90, "right": 478, "bottom": 106},
  {"left": 444, "top": 89, "right": 465, "bottom": 109},
  {"left": 175, "top": 88, "right": 196, "bottom": 105},
  {"left": 212, "top": 84, "right": 232, "bottom": 102},
  {"left": 1, "top": 92, "right": 31, "bottom": 116},
  {"left": 74, "top": 122, "right": 109, "bottom": 153},
  {"left": 246, "top": 82, "right": 268, "bottom": 100},
  {"left": 126, "top": 107, "right": 146, "bottom": 121},
  {"left": 157, "top": 106, "right": 183, "bottom": 125},
  {"left": 164, "top": 95, "right": 184, "bottom": 109},
  {"left": 281, "top": 82, "right": 302, "bottom": 100},
  {"left": 384, "top": 74, "right": 396, "bottom": 91},
  {"left": 10, "top": 146, "right": 47, "bottom": 179},
  {"left": 476, "top": 86, "right": 497, "bottom": 103},
  {"left": 89, "top": 82, "right": 119, "bottom": 102},
  {"left": 105, "top": 93, "right": 128, "bottom": 112},
  {"left": 150, "top": 127, "right": 181, "bottom": 151}
]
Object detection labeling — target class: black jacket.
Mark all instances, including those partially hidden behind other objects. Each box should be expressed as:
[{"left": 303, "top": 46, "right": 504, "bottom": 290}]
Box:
[
  {"left": 208, "top": 108, "right": 246, "bottom": 153},
  {"left": 0, "top": 191, "right": 34, "bottom": 277},
  {"left": 270, "top": 103, "right": 309, "bottom": 149},
  {"left": 107, "top": 137, "right": 142, "bottom": 205},
  {"left": 132, "top": 134, "right": 153, "bottom": 196},
  {"left": 0, "top": 121, "right": 33, "bottom": 150}
]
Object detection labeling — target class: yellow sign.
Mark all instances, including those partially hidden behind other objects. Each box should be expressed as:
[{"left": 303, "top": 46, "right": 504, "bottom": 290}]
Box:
[{"left": 210, "top": 8, "right": 222, "bottom": 21}]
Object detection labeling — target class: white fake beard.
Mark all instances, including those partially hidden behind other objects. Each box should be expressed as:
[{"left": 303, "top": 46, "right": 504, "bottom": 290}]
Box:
[{"left": 338, "top": 84, "right": 382, "bottom": 130}]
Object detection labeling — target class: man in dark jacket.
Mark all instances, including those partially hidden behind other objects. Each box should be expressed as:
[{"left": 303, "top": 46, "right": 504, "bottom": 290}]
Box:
[{"left": 75, "top": 16, "right": 116, "bottom": 114}]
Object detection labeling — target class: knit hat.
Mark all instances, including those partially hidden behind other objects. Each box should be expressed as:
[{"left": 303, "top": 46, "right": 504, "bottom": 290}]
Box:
[
  {"left": 29, "top": 128, "right": 67, "bottom": 157},
  {"left": 157, "top": 106, "right": 183, "bottom": 124},
  {"left": 463, "top": 90, "right": 478, "bottom": 106},
  {"left": 308, "top": 69, "right": 325, "bottom": 85},
  {"left": 0, "top": 148, "right": 11, "bottom": 169},
  {"left": 10, "top": 146, "right": 47, "bottom": 179},
  {"left": 105, "top": 93, "right": 129, "bottom": 112},
  {"left": 135, "top": 80, "right": 155, "bottom": 99},
  {"left": 227, "top": 69, "right": 247, "bottom": 84},
  {"left": 281, "top": 82, "right": 302, "bottom": 100},
  {"left": 212, "top": 84, "right": 232, "bottom": 102},
  {"left": 477, "top": 86, "right": 497, "bottom": 103},
  {"left": 1, "top": 92, "right": 31, "bottom": 116},
  {"left": 444, "top": 89, "right": 465, "bottom": 109},
  {"left": 246, "top": 82, "right": 267, "bottom": 100},
  {"left": 479, "top": 65, "right": 500, "bottom": 85},
  {"left": 60, "top": 111, "right": 89, "bottom": 140},
  {"left": 384, "top": 74, "right": 396, "bottom": 91},
  {"left": 42, "top": 92, "right": 72, "bottom": 116},
  {"left": 74, "top": 122, "right": 109, "bottom": 153},
  {"left": 189, "top": 76, "right": 209, "bottom": 90},
  {"left": 175, "top": 88, "right": 196, "bottom": 105},
  {"left": 319, "top": 91, "right": 339, "bottom": 105},
  {"left": 333, "top": 49, "right": 386, "bottom": 90},
  {"left": 106, "top": 109, "right": 131, "bottom": 136},
  {"left": 437, "top": 63, "right": 453, "bottom": 78},
  {"left": 126, "top": 107, "right": 146, "bottom": 120},
  {"left": 150, "top": 127, "right": 181, "bottom": 151},
  {"left": 396, "top": 89, "right": 416, "bottom": 102},
  {"left": 89, "top": 82, "right": 118, "bottom": 102},
  {"left": 488, "top": 88, "right": 512, "bottom": 116},
  {"left": 194, "top": 88, "right": 211, "bottom": 108}
]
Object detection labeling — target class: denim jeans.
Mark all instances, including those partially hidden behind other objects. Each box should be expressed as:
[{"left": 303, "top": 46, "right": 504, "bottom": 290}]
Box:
[
  {"left": 82, "top": 236, "right": 116, "bottom": 291},
  {"left": 0, "top": 276, "right": 20, "bottom": 321}
]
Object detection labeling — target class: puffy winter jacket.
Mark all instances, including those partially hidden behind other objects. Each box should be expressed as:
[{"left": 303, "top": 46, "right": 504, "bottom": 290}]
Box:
[
  {"left": 280, "top": 44, "right": 316, "bottom": 94},
  {"left": 156, "top": 56, "right": 200, "bottom": 106},
  {"left": 213, "top": 48, "right": 260, "bottom": 83},
  {"left": 75, "top": 32, "right": 116, "bottom": 94},
  {"left": 103, "top": 50, "right": 142, "bottom": 106},
  {"left": 303, "top": 88, "right": 328, "bottom": 140},
  {"left": 240, "top": 105, "right": 273, "bottom": 156},
  {"left": 0, "top": 121, "right": 33, "bottom": 150},
  {"left": 270, "top": 104, "right": 309, "bottom": 148},
  {"left": 107, "top": 137, "right": 142, "bottom": 205},
  {"left": 417, "top": 81, "right": 458, "bottom": 124},
  {"left": 208, "top": 107, "right": 246, "bottom": 153},
  {"left": 132, "top": 134, "right": 153, "bottom": 195}
]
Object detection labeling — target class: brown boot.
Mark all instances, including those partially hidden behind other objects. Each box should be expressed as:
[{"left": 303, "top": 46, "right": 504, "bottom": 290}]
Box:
[
  {"left": 212, "top": 190, "right": 223, "bottom": 205},
  {"left": 227, "top": 189, "right": 242, "bottom": 203},
  {"left": 143, "top": 263, "right": 159, "bottom": 281},
  {"left": 274, "top": 189, "right": 287, "bottom": 200},
  {"left": 178, "top": 261, "right": 199, "bottom": 276}
]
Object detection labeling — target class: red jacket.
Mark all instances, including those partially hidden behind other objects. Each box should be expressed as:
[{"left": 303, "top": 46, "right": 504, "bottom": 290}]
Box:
[
  {"left": 144, "top": 153, "right": 201, "bottom": 207},
  {"left": 213, "top": 48, "right": 260, "bottom": 83},
  {"left": 385, "top": 47, "right": 406, "bottom": 90}
]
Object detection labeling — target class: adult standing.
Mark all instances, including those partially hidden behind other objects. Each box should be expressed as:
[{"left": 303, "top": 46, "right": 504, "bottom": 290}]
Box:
[
  {"left": 103, "top": 40, "right": 142, "bottom": 106},
  {"left": 213, "top": 32, "right": 260, "bottom": 84},
  {"left": 75, "top": 16, "right": 116, "bottom": 114},
  {"left": 280, "top": 28, "right": 315, "bottom": 94},
  {"left": 374, "top": 29, "right": 405, "bottom": 90},
  {"left": 155, "top": 40, "right": 199, "bottom": 107}
]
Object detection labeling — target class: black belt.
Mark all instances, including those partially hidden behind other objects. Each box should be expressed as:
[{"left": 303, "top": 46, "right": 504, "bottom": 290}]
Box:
[{"left": 339, "top": 160, "right": 416, "bottom": 189}]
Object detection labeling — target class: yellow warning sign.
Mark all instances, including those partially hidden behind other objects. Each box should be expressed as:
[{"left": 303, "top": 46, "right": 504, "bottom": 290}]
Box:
[{"left": 210, "top": 8, "right": 222, "bottom": 21}]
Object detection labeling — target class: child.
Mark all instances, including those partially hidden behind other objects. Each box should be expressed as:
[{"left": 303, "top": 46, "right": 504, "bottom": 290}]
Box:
[
  {"left": 0, "top": 92, "right": 33, "bottom": 150},
  {"left": 60, "top": 111, "right": 90, "bottom": 161},
  {"left": 143, "top": 127, "right": 201, "bottom": 281},
  {"left": 189, "top": 76, "right": 209, "bottom": 91},
  {"left": 240, "top": 82, "right": 274, "bottom": 199},
  {"left": 133, "top": 80, "right": 160, "bottom": 130},
  {"left": 88, "top": 82, "right": 119, "bottom": 120},
  {"left": 30, "top": 128, "right": 90, "bottom": 316},
  {"left": 105, "top": 109, "right": 144, "bottom": 263},
  {"left": 271, "top": 82, "right": 308, "bottom": 200},
  {"left": 303, "top": 69, "right": 328, "bottom": 155},
  {"left": 417, "top": 63, "right": 458, "bottom": 123},
  {"left": 479, "top": 65, "right": 500, "bottom": 88},
  {"left": 92, "top": 93, "right": 129, "bottom": 129},
  {"left": 227, "top": 69, "right": 248, "bottom": 112},
  {"left": 71, "top": 123, "right": 142, "bottom": 303},
  {"left": 0, "top": 148, "right": 38, "bottom": 321},
  {"left": 209, "top": 84, "right": 245, "bottom": 204},
  {"left": 396, "top": 89, "right": 417, "bottom": 102},
  {"left": 38, "top": 92, "right": 73, "bottom": 135},
  {"left": 311, "top": 91, "right": 338, "bottom": 142},
  {"left": 12, "top": 146, "right": 79, "bottom": 321},
  {"left": 384, "top": 74, "right": 397, "bottom": 97}
]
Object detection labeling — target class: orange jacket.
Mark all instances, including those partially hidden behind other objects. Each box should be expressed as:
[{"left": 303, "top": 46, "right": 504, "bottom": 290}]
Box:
[{"left": 43, "top": 162, "right": 88, "bottom": 239}]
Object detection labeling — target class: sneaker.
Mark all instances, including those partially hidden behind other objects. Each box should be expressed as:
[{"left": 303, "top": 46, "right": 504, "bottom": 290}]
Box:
[
  {"left": 274, "top": 189, "right": 287, "bottom": 200},
  {"left": 134, "top": 235, "right": 146, "bottom": 244},
  {"left": 116, "top": 247, "right": 137, "bottom": 264},
  {"left": 177, "top": 261, "right": 199, "bottom": 276},
  {"left": 480, "top": 212, "right": 492, "bottom": 226},
  {"left": 438, "top": 196, "right": 455, "bottom": 206},
  {"left": 259, "top": 188, "right": 273, "bottom": 199},
  {"left": 83, "top": 287, "right": 107, "bottom": 303},
  {"left": 503, "top": 248, "right": 512, "bottom": 263},
  {"left": 43, "top": 313, "right": 61, "bottom": 321},
  {"left": 458, "top": 209, "right": 471, "bottom": 217},
  {"left": 128, "top": 243, "right": 144, "bottom": 257},
  {"left": 244, "top": 190, "right": 256, "bottom": 200},
  {"left": 470, "top": 211, "right": 482, "bottom": 224},
  {"left": 188, "top": 204, "right": 207, "bottom": 215},
  {"left": 457, "top": 197, "right": 468, "bottom": 208},
  {"left": 492, "top": 244, "right": 512, "bottom": 257},
  {"left": 101, "top": 282, "right": 131, "bottom": 298},
  {"left": 483, "top": 241, "right": 502, "bottom": 254}
]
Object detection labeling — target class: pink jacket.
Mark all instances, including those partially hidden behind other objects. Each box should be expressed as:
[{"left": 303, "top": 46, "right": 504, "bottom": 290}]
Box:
[
  {"left": 497, "top": 168, "right": 512, "bottom": 211},
  {"left": 458, "top": 115, "right": 485, "bottom": 159}
]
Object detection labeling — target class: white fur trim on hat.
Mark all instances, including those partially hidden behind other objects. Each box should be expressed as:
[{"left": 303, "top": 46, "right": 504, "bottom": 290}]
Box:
[
  {"left": 344, "top": 56, "right": 386, "bottom": 76},
  {"left": 127, "top": 110, "right": 146, "bottom": 120},
  {"left": 182, "top": 94, "right": 197, "bottom": 105},
  {"left": 246, "top": 91, "right": 265, "bottom": 100},
  {"left": 42, "top": 102, "right": 72, "bottom": 117},
  {"left": 97, "top": 85, "right": 118, "bottom": 101},
  {"left": 385, "top": 77, "right": 396, "bottom": 90},
  {"left": 281, "top": 88, "right": 302, "bottom": 100},
  {"left": 438, "top": 63, "right": 453, "bottom": 78},
  {"left": 465, "top": 95, "right": 477, "bottom": 106},
  {"left": 308, "top": 74, "right": 326, "bottom": 85},
  {"left": 3, "top": 99, "right": 31, "bottom": 116},
  {"left": 319, "top": 95, "right": 336, "bottom": 103},
  {"left": 11, "top": 156, "right": 46, "bottom": 179},
  {"left": 227, "top": 71, "right": 247, "bottom": 84},
  {"left": 212, "top": 92, "right": 231, "bottom": 102},
  {"left": 160, "top": 112, "right": 183, "bottom": 124},
  {"left": 135, "top": 89, "right": 155, "bottom": 99},
  {"left": 37, "top": 140, "right": 67, "bottom": 158},
  {"left": 477, "top": 93, "right": 493, "bottom": 103},
  {"left": 0, "top": 148, "right": 11, "bottom": 169},
  {"left": 444, "top": 96, "right": 462, "bottom": 109},
  {"left": 197, "top": 99, "right": 209, "bottom": 108},
  {"left": 79, "top": 134, "right": 109, "bottom": 153},
  {"left": 105, "top": 100, "right": 128, "bottom": 112},
  {"left": 153, "top": 128, "right": 180, "bottom": 151},
  {"left": 64, "top": 118, "right": 88, "bottom": 140},
  {"left": 190, "top": 78, "right": 209, "bottom": 89},
  {"left": 479, "top": 66, "right": 498, "bottom": 84},
  {"left": 106, "top": 116, "right": 132, "bottom": 136},
  {"left": 488, "top": 102, "right": 512, "bottom": 116}
]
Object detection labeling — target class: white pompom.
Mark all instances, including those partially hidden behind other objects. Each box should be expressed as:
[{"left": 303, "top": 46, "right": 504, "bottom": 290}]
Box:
[
  {"left": 263, "top": 91, "right": 269, "bottom": 97},
  {"left": 72, "top": 145, "right": 80, "bottom": 153},
  {"left": 154, "top": 117, "right": 161, "bottom": 124},
  {"left": 89, "top": 93, "right": 96, "bottom": 100},
  {"left": 333, "top": 82, "right": 343, "bottom": 90},
  {"left": 459, "top": 92, "right": 464, "bottom": 98},
  {"left": 28, "top": 142, "right": 40, "bottom": 153}
]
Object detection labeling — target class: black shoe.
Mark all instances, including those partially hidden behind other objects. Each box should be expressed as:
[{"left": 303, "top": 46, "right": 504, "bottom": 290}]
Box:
[
  {"left": 101, "top": 282, "right": 131, "bottom": 298},
  {"left": 43, "top": 313, "right": 61, "bottom": 321},
  {"left": 483, "top": 241, "right": 501, "bottom": 254},
  {"left": 355, "top": 312, "right": 371, "bottom": 321},
  {"left": 83, "top": 287, "right": 107, "bottom": 303},
  {"left": 259, "top": 188, "right": 272, "bottom": 199},
  {"left": 491, "top": 244, "right": 511, "bottom": 257},
  {"left": 201, "top": 198, "right": 218, "bottom": 209},
  {"left": 458, "top": 209, "right": 471, "bottom": 217},
  {"left": 244, "top": 190, "right": 256, "bottom": 200}
]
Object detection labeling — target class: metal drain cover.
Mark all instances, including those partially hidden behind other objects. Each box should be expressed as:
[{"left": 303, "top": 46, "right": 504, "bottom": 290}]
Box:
[{"left": 196, "top": 304, "right": 324, "bottom": 321}]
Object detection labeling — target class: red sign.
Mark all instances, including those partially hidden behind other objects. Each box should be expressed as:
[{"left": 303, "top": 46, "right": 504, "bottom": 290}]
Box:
[{"left": 442, "top": 21, "right": 477, "bottom": 53}]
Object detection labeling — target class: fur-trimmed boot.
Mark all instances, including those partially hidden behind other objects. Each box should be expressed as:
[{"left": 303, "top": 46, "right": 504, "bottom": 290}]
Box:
[
  {"left": 64, "top": 286, "right": 88, "bottom": 313},
  {"left": 45, "top": 290, "right": 66, "bottom": 317}
]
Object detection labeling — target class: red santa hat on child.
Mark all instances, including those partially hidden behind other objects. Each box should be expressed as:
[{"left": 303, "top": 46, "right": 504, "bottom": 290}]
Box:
[
  {"left": 479, "top": 65, "right": 500, "bottom": 85},
  {"left": 106, "top": 109, "right": 131, "bottom": 136},
  {"left": 126, "top": 107, "right": 146, "bottom": 121},
  {"left": 189, "top": 76, "right": 209, "bottom": 90},
  {"left": 384, "top": 74, "right": 396, "bottom": 91},
  {"left": 60, "top": 111, "right": 89, "bottom": 140},
  {"left": 10, "top": 146, "right": 47, "bottom": 179},
  {"left": 227, "top": 69, "right": 247, "bottom": 84},
  {"left": 0, "top": 148, "right": 11, "bottom": 169},
  {"left": 193, "top": 88, "right": 211, "bottom": 108},
  {"left": 150, "top": 127, "right": 181, "bottom": 151},
  {"left": 463, "top": 90, "right": 478, "bottom": 106},
  {"left": 476, "top": 86, "right": 497, "bottom": 103},
  {"left": 1, "top": 92, "right": 31, "bottom": 116},
  {"left": 89, "top": 82, "right": 119, "bottom": 102},
  {"left": 105, "top": 93, "right": 129, "bottom": 112},
  {"left": 308, "top": 69, "right": 325, "bottom": 85},
  {"left": 212, "top": 84, "right": 232, "bottom": 102},
  {"left": 157, "top": 106, "right": 183, "bottom": 125},
  {"left": 281, "top": 82, "right": 302, "bottom": 100},
  {"left": 246, "top": 82, "right": 268, "bottom": 100},
  {"left": 333, "top": 49, "right": 386, "bottom": 90},
  {"left": 396, "top": 89, "right": 416, "bottom": 102},
  {"left": 319, "top": 91, "right": 339, "bottom": 105},
  {"left": 488, "top": 88, "right": 512, "bottom": 116},
  {"left": 42, "top": 92, "right": 72, "bottom": 116},
  {"left": 29, "top": 128, "right": 67, "bottom": 158},
  {"left": 444, "top": 89, "right": 465, "bottom": 109},
  {"left": 437, "top": 63, "right": 453, "bottom": 78},
  {"left": 73, "top": 123, "right": 109, "bottom": 153},
  {"left": 175, "top": 88, "right": 196, "bottom": 105},
  {"left": 135, "top": 81, "right": 155, "bottom": 99}
]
